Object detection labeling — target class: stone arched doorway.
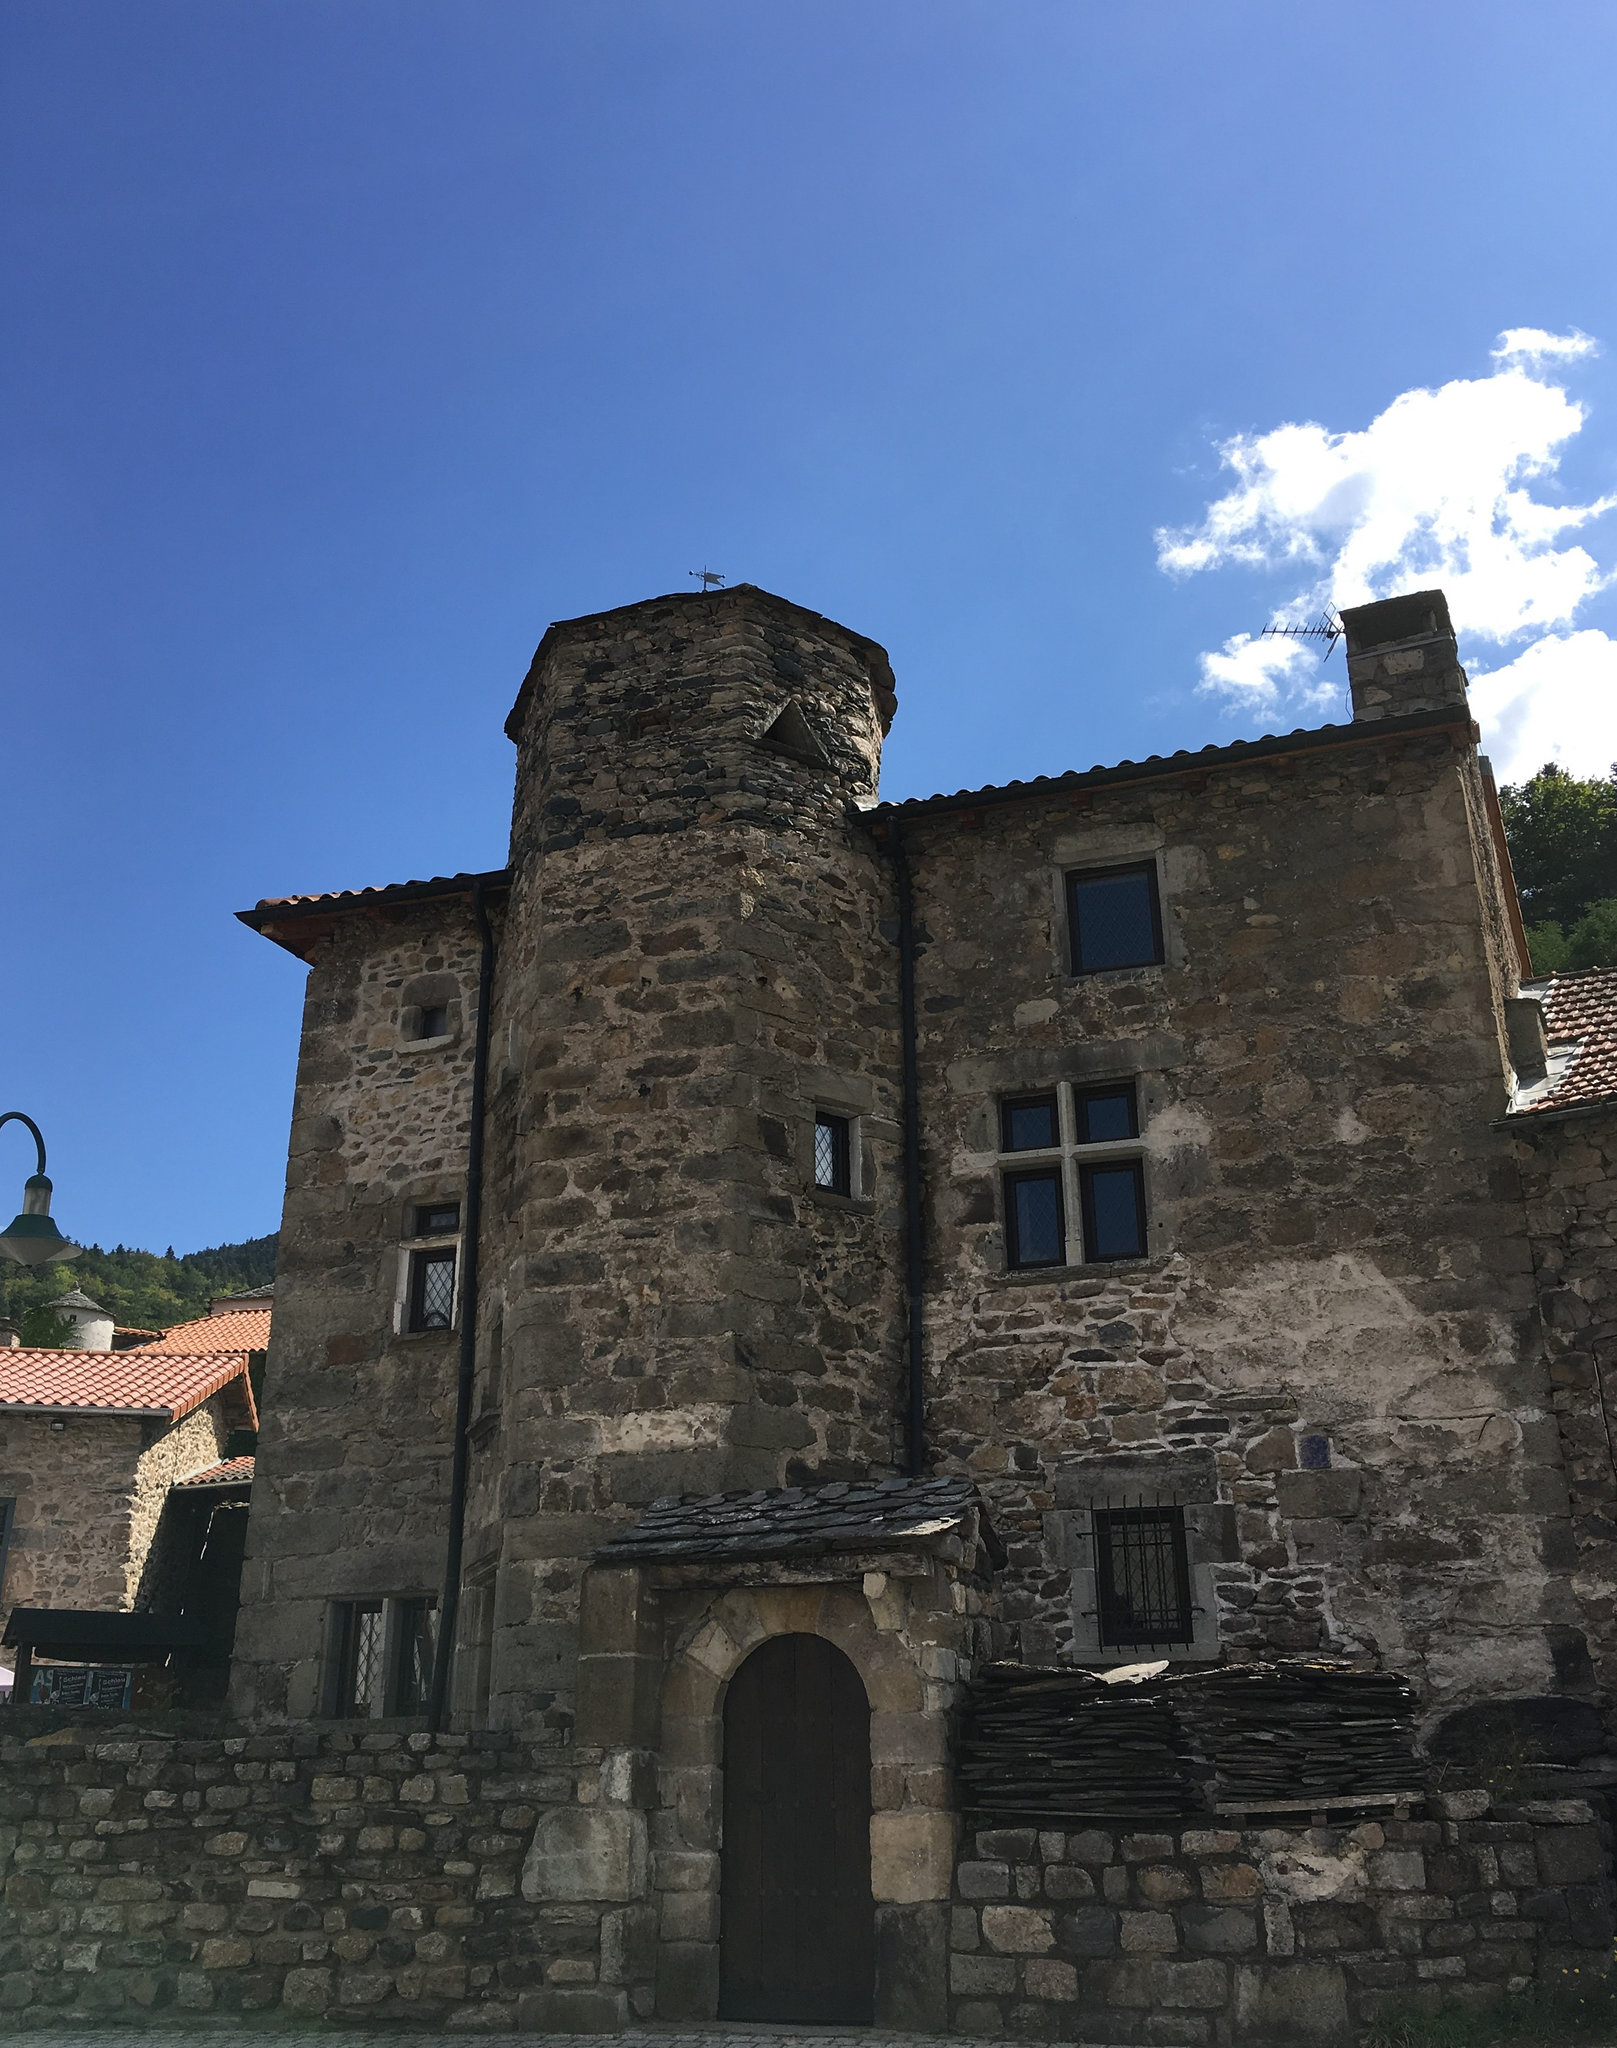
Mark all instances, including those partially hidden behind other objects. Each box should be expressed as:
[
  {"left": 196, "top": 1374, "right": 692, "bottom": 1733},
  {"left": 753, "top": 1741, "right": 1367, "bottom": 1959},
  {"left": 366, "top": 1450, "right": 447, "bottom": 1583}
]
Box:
[{"left": 719, "top": 1632, "right": 875, "bottom": 2023}]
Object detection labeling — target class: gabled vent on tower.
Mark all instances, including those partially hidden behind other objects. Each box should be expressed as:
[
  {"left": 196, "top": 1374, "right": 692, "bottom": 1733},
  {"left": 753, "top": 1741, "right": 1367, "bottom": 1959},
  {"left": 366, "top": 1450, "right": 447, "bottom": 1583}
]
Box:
[{"left": 756, "top": 698, "right": 830, "bottom": 768}]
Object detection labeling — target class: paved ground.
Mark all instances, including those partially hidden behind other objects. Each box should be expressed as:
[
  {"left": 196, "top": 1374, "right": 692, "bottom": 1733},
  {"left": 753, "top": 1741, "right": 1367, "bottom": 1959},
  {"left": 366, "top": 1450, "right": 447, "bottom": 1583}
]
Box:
[{"left": 13, "top": 2034, "right": 1010, "bottom": 2047}]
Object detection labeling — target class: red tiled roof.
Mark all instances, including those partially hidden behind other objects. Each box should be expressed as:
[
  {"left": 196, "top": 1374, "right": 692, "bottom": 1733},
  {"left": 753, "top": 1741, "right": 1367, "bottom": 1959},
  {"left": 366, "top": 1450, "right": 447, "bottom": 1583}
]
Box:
[
  {"left": 161, "top": 1307, "right": 271, "bottom": 1352},
  {"left": 175, "top": 1454, "right": 255, "bottom": 1489},
  {"left": 0, "top": 1350, "right": 256, "bottom": 1425},
  {"left": 1518, "top": 968, "right": 1617, "bottom": 1117}
]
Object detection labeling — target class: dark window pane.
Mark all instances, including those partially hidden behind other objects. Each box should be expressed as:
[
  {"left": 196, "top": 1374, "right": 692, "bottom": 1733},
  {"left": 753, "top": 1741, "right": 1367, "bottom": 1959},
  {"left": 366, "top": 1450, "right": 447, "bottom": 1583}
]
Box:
[
  {"left": 1068, "top": 865, "right": 1163, "bottom": 973},
  {"left": 1005, "top": 1169, "right": 1064, "bottom": 1268},
  {"left": 1075, "top": 1084, "right": 1138, "bottom": 1143},
  {"left": 389, "top": 1598, "right": 436, "bottom": 1716},
  {"left": 1081, "top": 1162, "right": 1147, "bottom": 1261},
  {"left": 415, "top": 1005, "right": 449, "bottom": 1039},
  {"left": 414, "top": 1202, "right": 460, "bottom": 1237},
  {"left": 409, "top": 1249, "right": 457, "bottom": 1331},
  {"left": 814, "top": 1113, "right": 851, "bottom": 1195},
  {"left": 1093, "top": 1506, "right": 1193, "bottom": 1646},
  {"left": 1002, "top": 1095, "right": 1059, "bottom": 1150}
]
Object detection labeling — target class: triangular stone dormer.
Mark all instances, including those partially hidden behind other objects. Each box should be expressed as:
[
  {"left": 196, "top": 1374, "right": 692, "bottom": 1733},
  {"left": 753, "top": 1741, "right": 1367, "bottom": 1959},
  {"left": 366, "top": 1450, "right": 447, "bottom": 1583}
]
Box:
[{"left": 755, "top": 698, "right": 830, "bottom": 768}]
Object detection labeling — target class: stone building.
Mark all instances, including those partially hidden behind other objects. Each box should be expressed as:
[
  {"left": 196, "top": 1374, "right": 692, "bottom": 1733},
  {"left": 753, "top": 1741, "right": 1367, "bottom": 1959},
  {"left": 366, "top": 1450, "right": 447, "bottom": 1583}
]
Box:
[{"left": 225, "top": 582, "right": 1616, "bottom": 2030}]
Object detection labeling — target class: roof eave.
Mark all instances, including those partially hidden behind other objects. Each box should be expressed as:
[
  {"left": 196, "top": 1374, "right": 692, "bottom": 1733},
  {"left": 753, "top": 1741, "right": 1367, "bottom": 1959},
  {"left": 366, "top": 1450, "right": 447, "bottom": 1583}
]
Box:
[{"left": 239, "top": 868, "right": 511, "bottom": 960}]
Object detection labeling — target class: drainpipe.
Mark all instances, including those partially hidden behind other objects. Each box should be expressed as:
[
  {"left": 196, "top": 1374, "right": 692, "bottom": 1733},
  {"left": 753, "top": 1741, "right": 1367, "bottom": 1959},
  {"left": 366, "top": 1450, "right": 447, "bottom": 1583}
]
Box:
[
  {"left": 427, "top": 877, "right": 496, "bottom": 1731},
  {"left": 888, "top": 821, "right": 927, "bottom": 1477}
]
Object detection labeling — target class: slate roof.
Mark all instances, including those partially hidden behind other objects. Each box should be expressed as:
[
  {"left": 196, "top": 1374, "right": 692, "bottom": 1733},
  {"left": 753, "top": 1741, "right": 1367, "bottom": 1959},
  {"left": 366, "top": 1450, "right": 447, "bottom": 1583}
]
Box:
[
  {"left": 0, "top": 1350, "right": 257, "bottom": 1425},
  {"left": 865, "top": 705, "right": 1471, "bottom": 824},
  {"left": 598, "top": 1474, "right": 995, "bottom": 1565},
  {"left": 161, "top": 1307, "right": 272, "bottom": 1352},
  {"left": 175, "top": 1454, "right": 255, "bottom": 1490},
  {"left": 1516, "top": 968, "right": 1617, "bottom": 1118}
]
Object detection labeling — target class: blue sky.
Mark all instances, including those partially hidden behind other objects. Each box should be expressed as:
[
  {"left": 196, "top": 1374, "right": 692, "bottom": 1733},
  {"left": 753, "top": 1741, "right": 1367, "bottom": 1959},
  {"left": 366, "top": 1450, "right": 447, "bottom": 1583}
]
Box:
[{"left": 5, "top": 1, "right": 1617, "bottom": 1257}]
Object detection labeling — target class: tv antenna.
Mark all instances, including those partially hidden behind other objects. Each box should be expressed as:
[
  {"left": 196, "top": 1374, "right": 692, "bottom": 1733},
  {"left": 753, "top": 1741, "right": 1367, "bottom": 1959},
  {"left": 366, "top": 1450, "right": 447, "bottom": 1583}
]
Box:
[
  {"left": 1260, "top": 607, "right": 1343, "bottom": 661},
  {"left": 690, "top": 567, "right": 726, "bottom": 592}
]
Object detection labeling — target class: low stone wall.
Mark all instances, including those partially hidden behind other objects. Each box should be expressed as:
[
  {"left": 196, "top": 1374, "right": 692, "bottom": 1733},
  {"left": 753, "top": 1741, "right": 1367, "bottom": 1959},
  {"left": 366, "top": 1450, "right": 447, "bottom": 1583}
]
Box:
[
  {"left": 947, "top": 1800, "right": 1614, "bottom": 2042},
  {"left": 2, "top": 1720, "right": 1611, "bottom": 2036}
]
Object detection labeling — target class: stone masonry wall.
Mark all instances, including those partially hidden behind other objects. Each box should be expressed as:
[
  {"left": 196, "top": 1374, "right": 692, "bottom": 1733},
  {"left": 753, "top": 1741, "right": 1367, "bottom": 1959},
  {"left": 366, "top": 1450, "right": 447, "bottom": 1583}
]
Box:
[
  {"left": 905, "top": 722, "right": 1570, "bottom": 1715},
  {"left": 0, "top": 1400, "right": 227, "bottom": 1617},
  {"left": 946, "top": 1797, "right": 1612, "bottom": 2043},
  {"left": 230, "top": 896, "right": 487, "bottom": 1722},
  {"left": 475, "top": 587, "right": 907, "bottom": 1734},
  {"left": 1512, "top": 1099, "right": 1617, "bottom": 1718},
  {"left": 0, "top": 1723, "right": 1608, "bottom": 2037}
]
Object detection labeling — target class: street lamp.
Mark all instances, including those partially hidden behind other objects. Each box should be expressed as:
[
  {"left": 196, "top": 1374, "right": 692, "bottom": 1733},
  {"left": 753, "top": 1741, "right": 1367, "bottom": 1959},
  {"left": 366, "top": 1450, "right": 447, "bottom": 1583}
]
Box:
[{"left": 0, "top": 1112, "right": 81, "bottom": 1267}]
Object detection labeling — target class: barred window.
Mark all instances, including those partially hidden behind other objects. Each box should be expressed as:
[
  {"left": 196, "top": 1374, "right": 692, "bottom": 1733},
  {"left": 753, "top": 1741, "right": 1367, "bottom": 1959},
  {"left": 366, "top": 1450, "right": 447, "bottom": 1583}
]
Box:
[{"left": 1092, "top": 1504, "right": 1193, "bottom": 1647}]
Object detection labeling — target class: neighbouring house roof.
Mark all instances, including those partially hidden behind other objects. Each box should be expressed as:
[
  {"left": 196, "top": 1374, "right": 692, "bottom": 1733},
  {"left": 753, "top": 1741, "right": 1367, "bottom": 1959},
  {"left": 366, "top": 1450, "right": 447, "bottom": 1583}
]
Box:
[
  {"left": 174, "top": 1455, "right": 255, "bottom": 1491},
  {"left": 0, "top": 1349, "right": 257, "bottom": 1426},
  {"left": 598, "top": 1473, "right": 1000, "bottom": 1566},
  {"left": 48, "top": 1288, "right": 109, "bottom": 1315},
  {"left": 238, "top": 869, "right": 511, "bottom": 960},
  {"left": 161, "top": 1307, "right": 271, "bottom": 1353},
  {"left": 212, "top": 1283, "right": 274, "bottom": 1306},
  {"left": 1514, "top": 967, "right": 1617, "bottom": 1119}
]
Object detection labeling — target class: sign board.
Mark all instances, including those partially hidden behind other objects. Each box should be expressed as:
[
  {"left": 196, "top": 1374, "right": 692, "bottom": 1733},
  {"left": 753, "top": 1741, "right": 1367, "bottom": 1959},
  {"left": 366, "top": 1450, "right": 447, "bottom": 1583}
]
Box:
[{"left": 30, "top": 1665, "right": 133, "bottom": 1709}]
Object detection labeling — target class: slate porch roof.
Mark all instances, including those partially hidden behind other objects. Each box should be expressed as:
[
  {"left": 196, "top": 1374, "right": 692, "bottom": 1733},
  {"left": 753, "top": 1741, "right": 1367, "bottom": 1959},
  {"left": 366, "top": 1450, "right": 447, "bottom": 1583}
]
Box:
[
  {"left": 0, "top": 1350, "right": 257, "bottom": 1425},
  {"left": 597, "top": 1474, "right": 1000, "bottom": 1566},
  {"left": 1516, "top": 967, "right": 1617, "bottom": 1118}
]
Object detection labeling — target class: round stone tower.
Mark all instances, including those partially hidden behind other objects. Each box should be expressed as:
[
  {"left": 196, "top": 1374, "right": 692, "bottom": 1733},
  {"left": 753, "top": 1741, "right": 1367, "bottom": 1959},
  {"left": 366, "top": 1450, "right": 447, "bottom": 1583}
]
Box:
[{"left": 474, "top": 586, "right": 907, "bottom": 1719}]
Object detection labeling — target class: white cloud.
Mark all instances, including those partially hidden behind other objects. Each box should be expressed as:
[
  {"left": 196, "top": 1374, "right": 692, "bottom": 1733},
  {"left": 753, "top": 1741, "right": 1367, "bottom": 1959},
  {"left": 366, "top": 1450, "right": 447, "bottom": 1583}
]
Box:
[
  {"left": 1493, "top": 327, "right": 1598, "bottom": 367},
  {"left": 1158, "top": 331, "right": 1617, "bottom": 764},
  {"left": 1469, "top": 630, "right": 1617, "bottom": 783}
]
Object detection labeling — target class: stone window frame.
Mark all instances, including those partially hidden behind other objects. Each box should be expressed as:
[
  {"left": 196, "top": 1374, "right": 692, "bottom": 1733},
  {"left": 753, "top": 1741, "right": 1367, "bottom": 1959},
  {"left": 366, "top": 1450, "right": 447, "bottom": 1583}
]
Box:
[
  {"left": 1052, "top": 1453, "right": 1230, "bottom": 1666},
  {"left": 1043, "top": 830, "right": 1186, "bottom": 982},
  {"left": 320, "top": 1592, "right": 439, "bottom": 1718},
  {"left": 797, "top": 1079, "right": 887, "bottom": 1213},
  {"left": 393, "top": 1194, "right": 463, "bottom": 1338},
  {"left": 993, "top": 1078, "right": 1154, "bottom": 1272}
]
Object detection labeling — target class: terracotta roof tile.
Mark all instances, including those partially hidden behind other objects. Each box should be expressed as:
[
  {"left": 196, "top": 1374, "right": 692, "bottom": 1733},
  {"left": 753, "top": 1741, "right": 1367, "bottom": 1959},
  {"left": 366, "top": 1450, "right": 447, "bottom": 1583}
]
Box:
[
  {"left": 175, "top": 1455, "right": 255, "bottom": 1489},
  {"left": 161, "top": 1307, "right": 271, "bottom": 1352},
  {"left": 1518, "top": 967, "right": 1617, "bottom": 1117},
  {"left": 0, "top": 1350, "right": 255, "bottom": 1424}
]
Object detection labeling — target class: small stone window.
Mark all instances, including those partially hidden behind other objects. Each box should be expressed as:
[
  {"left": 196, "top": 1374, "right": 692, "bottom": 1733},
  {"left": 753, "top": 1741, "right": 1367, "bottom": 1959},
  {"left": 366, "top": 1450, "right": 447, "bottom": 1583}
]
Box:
[
  {"left": 326, "top": 1596, "right": 437, "bottom": 1717},
  {"left": 814, "top": 1111, "right": 852, "bottom": 1196},
  {"left": 413, "top": 1200, "right": 460, "bottom": 1237},
  {"left": 1092, "top": 1504, "right": 1194, "bottom": 1647},
  {"left": 415, "top": 1004, "right": 449, "bottom": 1040},
  {"left": 407, "top": 1248, "right": 457, "bottom": 1333},
  {"left": 1066, "top": 862, "right": 1164, "bottom": 974}
]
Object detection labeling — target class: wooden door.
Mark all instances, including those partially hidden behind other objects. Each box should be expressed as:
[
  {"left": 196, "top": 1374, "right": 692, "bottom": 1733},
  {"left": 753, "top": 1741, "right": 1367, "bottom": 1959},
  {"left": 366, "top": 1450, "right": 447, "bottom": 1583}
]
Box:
[{"left": 719, "top": 1631, "right": 875, "bottom": 2023}]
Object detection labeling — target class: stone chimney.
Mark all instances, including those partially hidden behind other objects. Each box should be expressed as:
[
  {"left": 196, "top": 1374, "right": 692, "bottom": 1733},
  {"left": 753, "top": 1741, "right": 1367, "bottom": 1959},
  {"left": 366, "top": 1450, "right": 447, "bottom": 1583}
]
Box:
[{"left": 1340, "top": 589, "right": 1470, "bottom": 723}]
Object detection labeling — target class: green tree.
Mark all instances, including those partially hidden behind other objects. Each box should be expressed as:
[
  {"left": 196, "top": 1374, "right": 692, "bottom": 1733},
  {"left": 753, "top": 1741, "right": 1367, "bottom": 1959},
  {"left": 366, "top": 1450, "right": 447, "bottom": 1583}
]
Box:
[
  {"left": 0, "top": 1234, "right": 276, "bottom": 1338},
  {"left": 1500, "top": 764, "right": 1617, "bottom": 934},
  {"left": 19, "top": 1304, "right": 75, "bottom": 1347},
  {"left": 1565, "top": 899, "right": 1617, "bottom": 971}
]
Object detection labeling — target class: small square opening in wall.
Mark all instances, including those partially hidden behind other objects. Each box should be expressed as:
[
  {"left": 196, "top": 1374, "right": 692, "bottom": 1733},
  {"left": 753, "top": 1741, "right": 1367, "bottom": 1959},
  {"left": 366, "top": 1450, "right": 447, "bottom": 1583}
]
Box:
[
  {"left": 412, "top": 1004, "right": 450, "bottom": 1040},
  {"left": 413, "top": 1201, "right": 460, "bottom": 1237},
  {"left": 814, "top": 1111, "right": 852, "bottom": 1195},
  {"left": 1004, "top": 1166, "right": 1065, "bottom": 1269},
  {"left": 1002, "top": 1093, "right": 1060, "bottom": 1151},
  {"left": 1067, "top": 863, "right": 1164, "bottom": 974}
]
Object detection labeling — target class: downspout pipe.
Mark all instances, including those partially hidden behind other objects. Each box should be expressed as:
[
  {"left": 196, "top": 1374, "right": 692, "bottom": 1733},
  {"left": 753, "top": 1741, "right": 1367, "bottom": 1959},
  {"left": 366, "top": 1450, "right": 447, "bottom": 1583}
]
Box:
[
  {"left": 427, "top": 878, "right": 496, "bottom": 1731},
  {"left": 889, "top": 821, "right": 927, "bottom": 1477}
]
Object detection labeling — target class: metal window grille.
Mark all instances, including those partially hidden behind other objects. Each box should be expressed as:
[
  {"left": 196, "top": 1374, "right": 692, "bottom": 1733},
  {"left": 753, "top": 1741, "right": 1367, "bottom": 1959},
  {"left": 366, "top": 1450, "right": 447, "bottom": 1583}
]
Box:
[
  {"left": 409, "top": 1248, "right": 456, "bottom": 1332},
  {"left": 814, "top": 1112, "right": 851, "bottom": 1195},
  {"left": 337, "top": 1602, "right": 384, "bottom": 1716},
  {"left": 1092, "top": 1502, "right": 1194, "bottom": 1647}
]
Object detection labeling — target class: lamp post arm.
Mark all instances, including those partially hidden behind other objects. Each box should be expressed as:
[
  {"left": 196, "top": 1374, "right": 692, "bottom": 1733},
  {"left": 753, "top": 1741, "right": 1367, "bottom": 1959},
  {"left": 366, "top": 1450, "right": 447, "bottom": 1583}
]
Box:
[{"left": 0, "top": 1113, "right": 48, "bottom": 1179}]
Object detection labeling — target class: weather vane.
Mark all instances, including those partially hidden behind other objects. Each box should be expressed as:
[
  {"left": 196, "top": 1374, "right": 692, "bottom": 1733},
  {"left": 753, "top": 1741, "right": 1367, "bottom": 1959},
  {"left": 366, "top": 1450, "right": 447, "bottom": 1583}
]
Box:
[
  {"left": 1260, "top": 608, "right": 1343, "bottom": 660},
  {"left": 690, "top": 567, "right": 726, "bottom": 592}
]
